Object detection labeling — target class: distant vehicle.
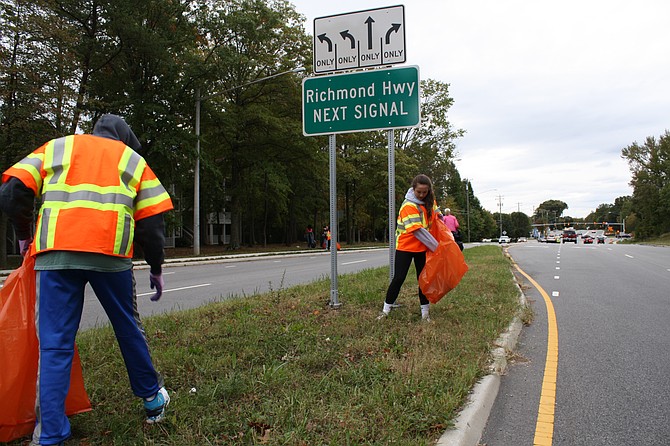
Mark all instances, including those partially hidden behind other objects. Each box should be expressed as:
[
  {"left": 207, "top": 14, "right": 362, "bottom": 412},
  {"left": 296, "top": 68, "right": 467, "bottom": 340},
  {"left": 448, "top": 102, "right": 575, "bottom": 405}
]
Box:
[
  {"left": 518, "top": 237, "right": 527, "bottom": 242},
  {"left": 617, "top": 233, "right": 632, "bottom": 238},
  {"left": 545, "top": 234, "right": 560, "bottom": 243},
  {"left": 562, "top": 229, "right": 577, "bottom": 243},
  {"left": 499, "top": 235, "right": 511, "bottom": 244},
  {"left": 596, "top": 235, "right": 606, "bottom": 244},
  {"left": 583, "top": 235, "right": 594, "bottom": 244},
  {"left": 481, "top": 238, "right": 492, "bottom": 243}
]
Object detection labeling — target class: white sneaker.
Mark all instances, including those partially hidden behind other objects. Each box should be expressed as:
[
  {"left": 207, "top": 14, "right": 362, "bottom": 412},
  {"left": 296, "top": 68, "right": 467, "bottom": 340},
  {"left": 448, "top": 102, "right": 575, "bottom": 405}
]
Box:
[
  {"left": 376, "top": 311, "right": 389, "bottom": 320},
  {"left": 144, "top": 387, "right": 170, "bottom": 424}
]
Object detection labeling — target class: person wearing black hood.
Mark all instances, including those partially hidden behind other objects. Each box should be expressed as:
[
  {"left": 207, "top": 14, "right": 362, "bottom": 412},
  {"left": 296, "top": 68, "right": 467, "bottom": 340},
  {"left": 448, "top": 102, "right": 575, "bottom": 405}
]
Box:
[{"left": 0, "top": 114, "right": 174, "bottom": 445}]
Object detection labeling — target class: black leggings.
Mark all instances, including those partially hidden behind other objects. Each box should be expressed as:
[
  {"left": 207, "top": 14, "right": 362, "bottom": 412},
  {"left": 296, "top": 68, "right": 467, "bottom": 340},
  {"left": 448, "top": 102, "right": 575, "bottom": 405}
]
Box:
[{"left": 385, "top": 250, "right": 429, "bottom": 305}]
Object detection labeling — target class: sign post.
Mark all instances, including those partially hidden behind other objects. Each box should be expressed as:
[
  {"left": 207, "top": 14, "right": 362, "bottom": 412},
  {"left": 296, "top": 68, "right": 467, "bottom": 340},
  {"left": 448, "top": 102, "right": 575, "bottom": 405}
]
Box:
[{"left": 306, "top": 6, "right": 419, "bottom": 308}]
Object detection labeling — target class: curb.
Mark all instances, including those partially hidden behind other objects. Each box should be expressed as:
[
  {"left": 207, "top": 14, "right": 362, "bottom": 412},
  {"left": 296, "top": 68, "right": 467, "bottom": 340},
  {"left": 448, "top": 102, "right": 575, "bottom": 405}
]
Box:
[
  {"left": 436, "top": 374, "right": 501, "bottom": 446},
  {"left": 436, "top": 265, "right": 527, "bottom": 446}
]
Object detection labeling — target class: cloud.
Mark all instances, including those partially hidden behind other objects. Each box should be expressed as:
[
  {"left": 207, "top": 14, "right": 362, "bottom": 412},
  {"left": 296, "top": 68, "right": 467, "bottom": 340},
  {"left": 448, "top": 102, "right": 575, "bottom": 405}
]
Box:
[{"left": 291, "top": 0, "right": 670, "bottom": 217}]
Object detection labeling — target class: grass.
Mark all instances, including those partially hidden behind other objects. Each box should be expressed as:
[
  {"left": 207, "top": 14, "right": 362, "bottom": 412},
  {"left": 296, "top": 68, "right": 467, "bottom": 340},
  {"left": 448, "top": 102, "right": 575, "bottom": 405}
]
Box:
[
  {"left": 633, "top": 232, "right": 670, "bottom": 246},
  {"left": 9, "top": 245, "right": 520, "bottom": 445}
]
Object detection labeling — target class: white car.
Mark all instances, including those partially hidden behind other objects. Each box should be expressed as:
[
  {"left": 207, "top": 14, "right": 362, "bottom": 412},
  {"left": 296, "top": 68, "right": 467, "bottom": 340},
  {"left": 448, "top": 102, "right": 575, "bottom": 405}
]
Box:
[{"left": 498, "top": 236, "right": 511, "bottom": 244}]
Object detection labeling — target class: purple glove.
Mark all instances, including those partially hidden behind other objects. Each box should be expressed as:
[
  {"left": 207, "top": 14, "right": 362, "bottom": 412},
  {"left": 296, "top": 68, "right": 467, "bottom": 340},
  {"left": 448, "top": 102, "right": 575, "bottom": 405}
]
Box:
[
  {"left": 149, "top": 272, "right": 164, "bottom": 301},
  {"left": 19, "top": 239, "right": 32, "bottom": 256}
]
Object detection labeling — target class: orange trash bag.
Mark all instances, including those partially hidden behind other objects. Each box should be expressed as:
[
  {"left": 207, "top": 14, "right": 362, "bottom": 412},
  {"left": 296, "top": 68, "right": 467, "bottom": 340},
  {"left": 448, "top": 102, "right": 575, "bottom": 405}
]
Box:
[
  {"left": 0, "top": 254, "right": 91, "bottom": 442},
  {"left": 419, "top": 219, "right": 469, "bottom": 304}
]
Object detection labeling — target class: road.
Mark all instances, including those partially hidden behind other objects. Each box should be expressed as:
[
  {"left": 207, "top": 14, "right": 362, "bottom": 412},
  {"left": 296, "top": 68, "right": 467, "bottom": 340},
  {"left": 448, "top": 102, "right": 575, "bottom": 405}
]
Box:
[
  {"left": 79, "top": 248, "right": 392, "bottom": 329},
  {"left": 481, "top": 241, "right": 670, "bottom": 445}
]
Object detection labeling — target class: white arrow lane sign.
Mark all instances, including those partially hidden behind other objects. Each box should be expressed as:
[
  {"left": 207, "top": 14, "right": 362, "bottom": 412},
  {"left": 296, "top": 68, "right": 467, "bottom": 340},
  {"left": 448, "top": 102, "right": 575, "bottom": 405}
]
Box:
[{"left": 313, "top": 5, "right": 406, "bottom": 74}]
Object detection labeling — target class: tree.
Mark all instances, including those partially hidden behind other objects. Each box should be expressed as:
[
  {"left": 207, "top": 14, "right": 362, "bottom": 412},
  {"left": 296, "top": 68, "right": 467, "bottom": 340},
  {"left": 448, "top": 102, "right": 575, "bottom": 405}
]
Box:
[
  {"left": 191, "top": 0, "right": 311, "bottom": 248},
  {"left": 621, "top": 131, "right": 670, "bottom": 238},
  {"left": 396, "top": 79, "right": 464, "bottom": 198},
  {"left": 0, "top": 0, "right": 466, "bottom": 259},
  {"left": 534, "top": 200, "right": 568, "bottom": 224},
  {"left": 0, "top": 0, "right": 67, "bottom": 265},
  {"left": 509, "top": 212, "right": 531, "bottom": 238}
]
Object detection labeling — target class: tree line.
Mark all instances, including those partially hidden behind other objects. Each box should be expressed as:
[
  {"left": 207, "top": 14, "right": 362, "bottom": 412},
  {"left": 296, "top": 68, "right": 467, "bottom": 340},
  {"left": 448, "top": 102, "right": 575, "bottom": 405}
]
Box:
[
  {"left": 532, "top": 130, "right": 670, "bottom": 239},
  {"left": 4, "top": 1, "right": 662, "bottom": 267},
  {"left": 1, "top": 0, "right": 505, "bottom": 267}
]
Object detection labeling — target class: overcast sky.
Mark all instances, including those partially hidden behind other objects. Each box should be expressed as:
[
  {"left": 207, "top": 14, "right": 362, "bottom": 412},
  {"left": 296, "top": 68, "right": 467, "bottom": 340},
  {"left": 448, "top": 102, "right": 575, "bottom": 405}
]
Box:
[{"left": 289, "top": 0, "right": 670, "bottom": 217}]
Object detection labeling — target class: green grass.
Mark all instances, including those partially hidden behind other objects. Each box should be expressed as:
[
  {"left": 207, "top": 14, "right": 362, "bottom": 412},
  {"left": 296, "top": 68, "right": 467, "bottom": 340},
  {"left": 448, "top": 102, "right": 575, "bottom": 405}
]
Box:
[
  {"left": 633, "top": 232, "right": 670, "bottom": 246},
  {"left": 10, "top": 245, "right": 520, "bottom": 445}
]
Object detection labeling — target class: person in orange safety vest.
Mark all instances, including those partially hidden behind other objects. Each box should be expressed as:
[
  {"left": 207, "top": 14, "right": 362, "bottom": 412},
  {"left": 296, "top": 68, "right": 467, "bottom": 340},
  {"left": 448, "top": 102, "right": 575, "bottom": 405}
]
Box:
[
  {"left": 0, "top": 114, "right": 173, "bottom": 445},
  {"left": 377, "top": 174, "right": 440, "bottom": 322}
]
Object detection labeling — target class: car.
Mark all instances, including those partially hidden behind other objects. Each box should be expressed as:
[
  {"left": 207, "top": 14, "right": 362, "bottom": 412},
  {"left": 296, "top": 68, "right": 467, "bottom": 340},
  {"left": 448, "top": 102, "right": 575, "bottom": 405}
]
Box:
[
  {"left": 596, "top": 235, "right": 606, "bottom": 244},
  {"left": 481, "top": 238, "right": 492, "bottom": 242},
  {"left": 498, "top": 235, "right": 511, "bottom": 244},
  {"left": 617, "top": 233, "right": 632, "bottom": 239},
  {"left": 583, "top": 235, "right": 594, "bottom": 244},
  {"left": 545, "top": 234, "right": 559, "bottom": 243},
  {"left": 562, "top": 229, "right": 577, "bottom": 243},
  {"left": 518, "top": 237, "right": 527, "bottom": 242}
]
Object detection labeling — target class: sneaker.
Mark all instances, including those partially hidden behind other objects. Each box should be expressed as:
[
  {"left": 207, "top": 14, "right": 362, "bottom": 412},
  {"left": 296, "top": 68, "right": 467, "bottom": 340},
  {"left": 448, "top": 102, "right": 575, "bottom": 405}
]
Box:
[
  {"left": 376, "top": 311, "right": 389, "bottom": 320},
  {"left": 422, "top": 314, "right": 431, "bottom": 322},
  {"left": 144, "top": 387, "right": 170, "bottom": 424}
]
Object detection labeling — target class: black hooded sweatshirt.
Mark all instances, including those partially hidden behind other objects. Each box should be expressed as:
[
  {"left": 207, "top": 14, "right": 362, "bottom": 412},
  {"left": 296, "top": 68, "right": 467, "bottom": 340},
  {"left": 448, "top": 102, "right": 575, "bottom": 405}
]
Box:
[{"left": 0, "top": 114, "right": 166, "bottom": 273}]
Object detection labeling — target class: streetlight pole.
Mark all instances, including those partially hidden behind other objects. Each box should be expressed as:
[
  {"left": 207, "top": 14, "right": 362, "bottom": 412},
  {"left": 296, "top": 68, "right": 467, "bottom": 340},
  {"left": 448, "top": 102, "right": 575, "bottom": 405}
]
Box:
[
  {"left": 193, "top": 67, "right": 305, "bottom": 255},
  {"left": 465, "top": 180, "right": 470, "bottom": 243},
  {"left": 497, "top": 195, "right": 504, "bottom": 238}
]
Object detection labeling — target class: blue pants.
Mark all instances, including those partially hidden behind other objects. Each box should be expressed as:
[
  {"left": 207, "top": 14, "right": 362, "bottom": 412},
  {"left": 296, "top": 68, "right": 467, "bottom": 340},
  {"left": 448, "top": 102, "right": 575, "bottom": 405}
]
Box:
[{"left": 33, "top": 269, "right": 160, "bottom": 445}]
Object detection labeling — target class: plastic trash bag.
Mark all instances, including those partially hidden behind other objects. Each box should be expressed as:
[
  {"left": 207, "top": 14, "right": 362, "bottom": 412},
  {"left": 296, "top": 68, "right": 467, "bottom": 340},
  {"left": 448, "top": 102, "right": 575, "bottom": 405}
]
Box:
[
  {"left": 419, "top": 219, "right": 469, "bottom": 304},
  {"left": 0, "top": 254, "right": 91, "bottom": 442}
]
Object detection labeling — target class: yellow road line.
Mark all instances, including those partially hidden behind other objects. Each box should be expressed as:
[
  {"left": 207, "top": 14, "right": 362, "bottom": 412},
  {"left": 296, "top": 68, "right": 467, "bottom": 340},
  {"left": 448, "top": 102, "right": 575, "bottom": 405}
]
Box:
[{"left": 513, "top": 261, "right": 559, "bottom": 446}]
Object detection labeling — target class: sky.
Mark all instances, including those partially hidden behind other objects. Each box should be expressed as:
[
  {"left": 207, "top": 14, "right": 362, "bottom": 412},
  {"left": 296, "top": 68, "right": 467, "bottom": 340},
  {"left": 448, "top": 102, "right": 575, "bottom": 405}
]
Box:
[{"left": 289, "top": 0, "right": 670, "bottom": 218}]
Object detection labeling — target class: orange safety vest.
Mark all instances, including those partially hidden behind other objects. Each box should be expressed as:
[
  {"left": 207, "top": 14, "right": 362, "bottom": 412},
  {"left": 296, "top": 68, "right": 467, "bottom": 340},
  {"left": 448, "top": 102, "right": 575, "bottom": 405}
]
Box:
[
  {"left": 395, "top": 199, "right": 439, "bottom": 252},
  {"left": 3, "top": 134, "right": 173, "bottom": 258}
]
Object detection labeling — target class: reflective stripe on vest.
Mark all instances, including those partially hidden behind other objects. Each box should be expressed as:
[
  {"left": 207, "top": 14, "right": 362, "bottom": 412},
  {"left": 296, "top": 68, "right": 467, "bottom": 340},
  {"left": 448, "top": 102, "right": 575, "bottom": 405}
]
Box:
[
  {"left": 136, "top": 178, "right": 170, "bottom": 212},
  {"left": 396, "top": 201, "right": 425, "bottom": 233},
  {"left": 395, "top": 200, "right": 439, "bottom": 251},
  {"left": 1, "top": 150, "right": 45, "bottom": 194}
]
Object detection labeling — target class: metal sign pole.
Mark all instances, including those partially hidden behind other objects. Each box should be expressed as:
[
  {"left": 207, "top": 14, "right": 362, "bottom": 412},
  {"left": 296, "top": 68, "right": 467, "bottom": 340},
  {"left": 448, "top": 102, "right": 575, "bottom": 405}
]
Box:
[
  {"left": 387, "top": 129, "right": 396, "bottom": 282},
  {"left": 329, "top": 134, "right": 341, "bottom": 308},
  {"left": 194, "top": 89, "right": 201, "bottom": 255}
]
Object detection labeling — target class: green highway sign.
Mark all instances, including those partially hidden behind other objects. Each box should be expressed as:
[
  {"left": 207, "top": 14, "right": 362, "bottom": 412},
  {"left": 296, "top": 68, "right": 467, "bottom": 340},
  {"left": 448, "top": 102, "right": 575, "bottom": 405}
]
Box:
[{"left": 302, "top": 66, "right": 420, "bottom": 136}]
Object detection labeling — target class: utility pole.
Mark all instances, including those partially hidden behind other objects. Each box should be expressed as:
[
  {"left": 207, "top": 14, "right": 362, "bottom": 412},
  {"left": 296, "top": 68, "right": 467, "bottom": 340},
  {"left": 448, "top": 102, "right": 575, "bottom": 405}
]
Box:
[{"left": 497, "top": 195, "right": 504, "bottom": 238}]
